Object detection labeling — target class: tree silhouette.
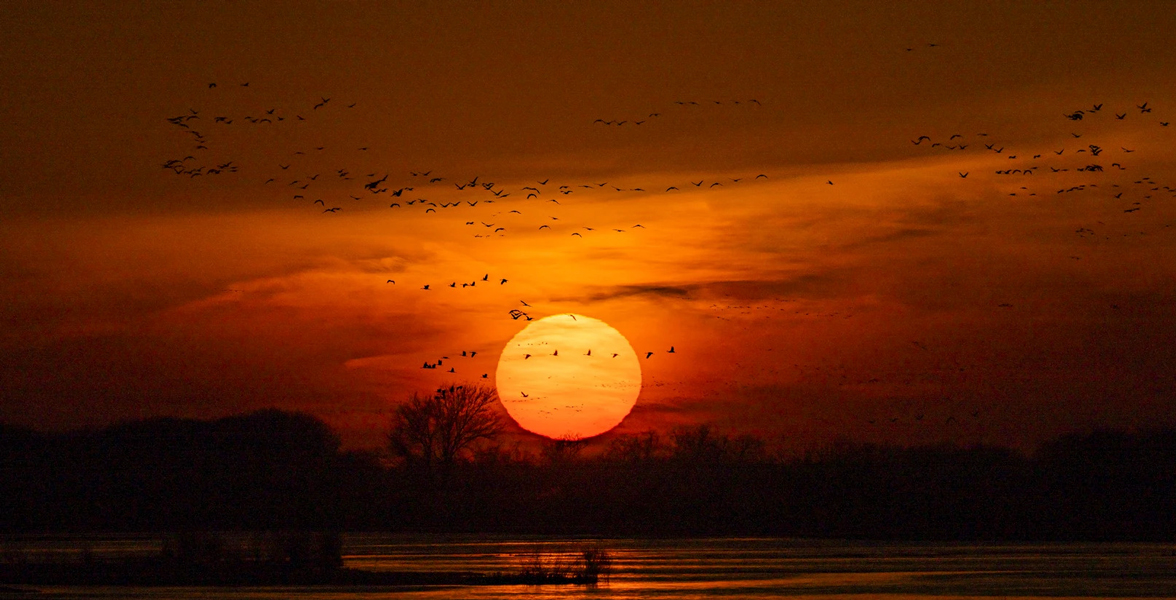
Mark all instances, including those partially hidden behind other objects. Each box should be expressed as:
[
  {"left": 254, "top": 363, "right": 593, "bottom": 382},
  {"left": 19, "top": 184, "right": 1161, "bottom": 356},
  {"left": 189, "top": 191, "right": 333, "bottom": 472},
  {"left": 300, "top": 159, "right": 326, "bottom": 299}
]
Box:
[{"left": 387, "top": 384, "right": 503, "bottom": 471}]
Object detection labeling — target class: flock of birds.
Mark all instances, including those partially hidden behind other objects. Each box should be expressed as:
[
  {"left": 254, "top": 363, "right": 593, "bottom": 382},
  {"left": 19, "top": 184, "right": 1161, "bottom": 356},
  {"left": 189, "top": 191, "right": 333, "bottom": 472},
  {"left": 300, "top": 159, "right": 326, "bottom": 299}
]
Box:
[
  {"left": 161, "top": 87, "right": 770, "bottom": 236},
  {"left": 160, "top": 81, "right": 702, "bottom": 384},
  {"left": 160, "top": 77, "right": 1174, "bottom": 434},
  {"left": 907, "top": 99, "right": 1176, "bottom": 255}
]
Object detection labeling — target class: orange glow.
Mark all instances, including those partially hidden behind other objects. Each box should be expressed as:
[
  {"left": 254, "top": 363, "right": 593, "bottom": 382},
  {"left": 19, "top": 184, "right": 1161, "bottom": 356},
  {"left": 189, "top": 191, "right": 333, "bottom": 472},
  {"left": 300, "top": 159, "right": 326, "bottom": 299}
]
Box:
[{"left": 495, "top": 314, "right": 641, "bottom": 439}]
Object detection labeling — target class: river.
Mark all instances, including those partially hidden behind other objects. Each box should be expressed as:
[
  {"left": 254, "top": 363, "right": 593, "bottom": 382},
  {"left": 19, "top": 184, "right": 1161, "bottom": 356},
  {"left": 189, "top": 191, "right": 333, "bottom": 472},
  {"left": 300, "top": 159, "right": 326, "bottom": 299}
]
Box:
[{"left": 5, "top": 535, "right": 1176, "bottom": 598}]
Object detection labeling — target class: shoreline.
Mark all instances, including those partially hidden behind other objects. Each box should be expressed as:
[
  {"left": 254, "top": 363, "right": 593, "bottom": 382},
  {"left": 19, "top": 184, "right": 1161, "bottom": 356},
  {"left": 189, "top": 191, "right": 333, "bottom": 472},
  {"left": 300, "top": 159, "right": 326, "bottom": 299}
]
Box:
[{"left": 0, "top": 561, "right": 602, "bottom": 587}]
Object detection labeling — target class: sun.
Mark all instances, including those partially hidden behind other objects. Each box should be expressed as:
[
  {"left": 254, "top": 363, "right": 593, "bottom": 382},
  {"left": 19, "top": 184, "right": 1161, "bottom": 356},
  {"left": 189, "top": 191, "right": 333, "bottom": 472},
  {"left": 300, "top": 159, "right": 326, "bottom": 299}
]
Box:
[{"left": 495, "top": 314, "right": 642, "bottom": 440}]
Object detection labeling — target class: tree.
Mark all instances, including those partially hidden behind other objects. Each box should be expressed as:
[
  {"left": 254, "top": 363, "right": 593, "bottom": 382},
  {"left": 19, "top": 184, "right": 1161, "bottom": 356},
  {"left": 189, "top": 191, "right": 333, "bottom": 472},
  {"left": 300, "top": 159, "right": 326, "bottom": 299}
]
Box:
[{"left": 388, "top": 384, "right": 503, "bottom": 471}]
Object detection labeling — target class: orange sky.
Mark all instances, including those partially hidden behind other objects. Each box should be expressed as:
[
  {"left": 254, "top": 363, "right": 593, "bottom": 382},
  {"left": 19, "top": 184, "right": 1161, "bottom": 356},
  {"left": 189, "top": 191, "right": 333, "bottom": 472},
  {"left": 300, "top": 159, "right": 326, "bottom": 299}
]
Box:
[{"left": 2, "top": 1, "right": 1176, "bottom": 451}]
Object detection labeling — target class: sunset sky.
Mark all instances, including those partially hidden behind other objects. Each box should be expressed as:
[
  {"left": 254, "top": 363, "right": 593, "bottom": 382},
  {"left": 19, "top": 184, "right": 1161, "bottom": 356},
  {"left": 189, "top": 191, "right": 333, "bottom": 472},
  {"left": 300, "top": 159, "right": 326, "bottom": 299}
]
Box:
[{"left": 2, "top": 1, "right": 1176, "bottom": 451}]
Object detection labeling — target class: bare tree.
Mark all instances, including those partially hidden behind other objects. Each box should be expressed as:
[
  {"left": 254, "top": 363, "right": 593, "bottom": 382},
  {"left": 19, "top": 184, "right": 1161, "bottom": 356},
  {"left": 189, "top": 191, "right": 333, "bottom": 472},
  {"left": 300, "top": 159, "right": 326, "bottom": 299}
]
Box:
[{"left": 388, "top": 384, "right": 503, "bottom": 470}]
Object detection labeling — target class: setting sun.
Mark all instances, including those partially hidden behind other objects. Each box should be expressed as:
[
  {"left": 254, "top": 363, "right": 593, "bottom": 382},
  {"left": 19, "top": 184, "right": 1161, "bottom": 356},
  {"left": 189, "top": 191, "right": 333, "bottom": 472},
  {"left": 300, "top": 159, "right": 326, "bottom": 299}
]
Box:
[{"left": 495, "top": 314, "right": 641, "bottom": 439}]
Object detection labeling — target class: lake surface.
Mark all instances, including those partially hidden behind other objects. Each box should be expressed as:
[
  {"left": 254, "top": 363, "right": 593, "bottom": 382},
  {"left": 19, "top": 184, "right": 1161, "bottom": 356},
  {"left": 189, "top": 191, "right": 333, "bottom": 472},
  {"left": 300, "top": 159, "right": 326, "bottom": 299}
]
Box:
[{"left": 5, "top": 535, "right": 1176, "bottom": 599}]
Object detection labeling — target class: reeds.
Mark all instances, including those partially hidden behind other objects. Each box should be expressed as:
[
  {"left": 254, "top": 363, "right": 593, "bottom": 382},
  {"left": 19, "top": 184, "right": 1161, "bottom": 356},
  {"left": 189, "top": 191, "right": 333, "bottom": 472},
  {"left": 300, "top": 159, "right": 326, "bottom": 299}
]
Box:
[{"left": 503, "top": 542, "right": 613, "bottom": 584}]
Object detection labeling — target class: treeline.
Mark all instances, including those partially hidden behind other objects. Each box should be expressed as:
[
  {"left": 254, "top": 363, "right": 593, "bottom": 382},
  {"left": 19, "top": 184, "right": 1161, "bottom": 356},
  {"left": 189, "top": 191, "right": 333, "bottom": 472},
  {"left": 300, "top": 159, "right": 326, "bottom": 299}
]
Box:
[{"left": 2, "top": 409, "right": 1174, "bottom": 540}]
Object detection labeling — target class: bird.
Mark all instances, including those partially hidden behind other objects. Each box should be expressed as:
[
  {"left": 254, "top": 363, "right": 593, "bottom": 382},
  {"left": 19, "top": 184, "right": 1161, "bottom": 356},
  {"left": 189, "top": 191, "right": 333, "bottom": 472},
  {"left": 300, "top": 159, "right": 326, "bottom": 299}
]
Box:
[
  {"left": 386, "top": 280, "right": 395, "bottom": 284},
  {"left": 959, "top": 172, "right": 968, "bottom": 178},
  {"left": 668, "top": 346, "right": 675, "bottom": 353},
  {"left": 524, "top": 354, "right": 531, "bottom": 360},
  {"left": 827, "top": 180, "right": 834, "bottom": 185},
  {"left": 645, "top": 352, "right": 654, "bottom": 359},
  {"left": 422, "top": 284, "right": 430, "bottom": 290},
  {"left": 500, "top": 278, "right": 507, "bottom": 284},
  {"left": 323, "top": 207, "right": 340, "bottom": 213}
]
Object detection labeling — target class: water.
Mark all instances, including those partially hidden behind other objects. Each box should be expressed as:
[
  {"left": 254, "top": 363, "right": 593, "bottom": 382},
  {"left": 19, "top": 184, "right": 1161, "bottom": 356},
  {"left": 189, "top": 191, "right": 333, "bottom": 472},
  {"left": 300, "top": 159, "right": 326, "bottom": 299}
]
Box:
[{"left": 5, "top": 535, "right": 1176, "bottom": 599}]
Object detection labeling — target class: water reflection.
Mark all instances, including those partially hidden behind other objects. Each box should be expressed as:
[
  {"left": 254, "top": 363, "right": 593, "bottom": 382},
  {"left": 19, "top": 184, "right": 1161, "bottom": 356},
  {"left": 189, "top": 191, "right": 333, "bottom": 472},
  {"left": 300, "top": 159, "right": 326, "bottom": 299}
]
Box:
[{"left": 10, "top": 536, "right": 1176, "bottom": 599}]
